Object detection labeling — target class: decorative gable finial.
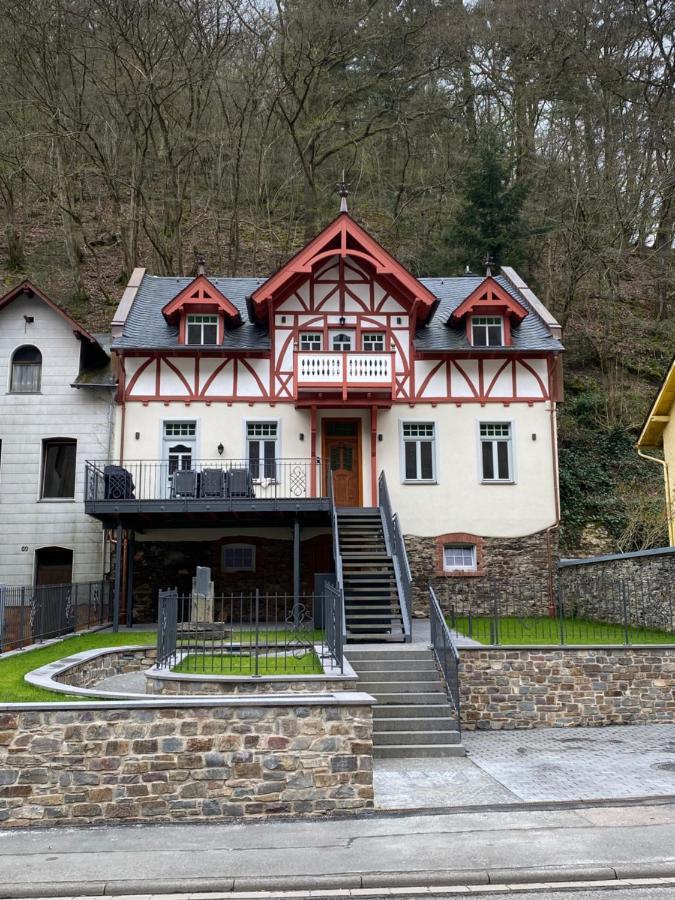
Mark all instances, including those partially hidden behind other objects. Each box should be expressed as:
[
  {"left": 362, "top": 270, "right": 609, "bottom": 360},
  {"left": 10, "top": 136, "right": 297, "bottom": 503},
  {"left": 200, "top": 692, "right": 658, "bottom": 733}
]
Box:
[
  {"left": 484, "top": 252, "right": 494, "bottom": 277},
  {"left": 194, "top": 249, "right": 207, "bottom": 276},
  {"left": 336, "top": 169, "right": 349, "bottom": 213}
]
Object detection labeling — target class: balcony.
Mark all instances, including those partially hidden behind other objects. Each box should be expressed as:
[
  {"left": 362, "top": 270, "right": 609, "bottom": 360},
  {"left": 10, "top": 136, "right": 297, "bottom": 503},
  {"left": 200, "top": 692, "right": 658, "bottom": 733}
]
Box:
[
  {"left": 295, "top": 351, "right": 394, "bottom": 399},
  {"left": 84, "top": 458, "right": 329, "bottom": 524}
]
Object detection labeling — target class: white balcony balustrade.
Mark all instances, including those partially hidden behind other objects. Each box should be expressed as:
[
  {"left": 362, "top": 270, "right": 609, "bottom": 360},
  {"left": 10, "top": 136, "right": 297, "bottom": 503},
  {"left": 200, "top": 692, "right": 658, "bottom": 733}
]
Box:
[{"left": 295, "top": 351, "right": 394, "bottom": 395}]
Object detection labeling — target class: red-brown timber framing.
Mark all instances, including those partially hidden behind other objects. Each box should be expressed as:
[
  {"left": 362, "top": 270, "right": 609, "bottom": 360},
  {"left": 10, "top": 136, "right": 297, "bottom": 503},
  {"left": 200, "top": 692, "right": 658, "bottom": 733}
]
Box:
[
  {"left": 161, "top": 275, "right": 241, "bottom": 345},
  {"left": 250, "top": 211, "right": 438, "bottom": 325},
  {"left": 450, "top": 277, "right": 529, "bottom": 326}
]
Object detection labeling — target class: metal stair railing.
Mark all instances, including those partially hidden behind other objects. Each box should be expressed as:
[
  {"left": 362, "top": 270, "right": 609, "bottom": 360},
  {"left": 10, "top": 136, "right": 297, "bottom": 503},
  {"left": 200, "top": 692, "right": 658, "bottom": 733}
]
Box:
[
  {"left": 328, "top": 471, "right": 347, "bottom": 644},
  {"left": 378, "top": 470, "right": 412, "bottom": 642},
  {"left": 429, "top": 585, "right": 461, "bottom": 724}
]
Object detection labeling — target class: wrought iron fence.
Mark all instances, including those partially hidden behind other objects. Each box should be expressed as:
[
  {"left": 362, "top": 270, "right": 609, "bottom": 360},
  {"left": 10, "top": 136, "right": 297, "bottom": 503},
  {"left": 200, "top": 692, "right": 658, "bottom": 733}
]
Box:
[
  {"left": 429, "top": 586, "right": 461, "bottom": 721},
  {"left": 85, "top": 458, "right": 325, "bottom": 505},
  {"left": 378, "top": 470, "right": 412, "bottom": 641},
  {"left": 445, "top": 571, "right": 675, "bottom": 646},
  {"left": 155, "top": 588, "right": 344, "bottom": 675},
  {"left": 0, "top": 580, "right": 112, "bottom": 653}
]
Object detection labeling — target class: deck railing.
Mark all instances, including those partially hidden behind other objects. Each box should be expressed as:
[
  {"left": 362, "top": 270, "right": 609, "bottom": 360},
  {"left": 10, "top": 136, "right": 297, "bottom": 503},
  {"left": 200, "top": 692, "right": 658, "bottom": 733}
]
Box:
[
  {"left": 85, "top": 458, "right": 325, "bottom": 505},
  {"left": 295, "top": 351, "right": 394, "bottom": 394},
  {"left": 429, "top": 585, "right": 462, "bottom": 721},
  {"left": 378, "top": 470, "right": 412, "bottom": 641}
]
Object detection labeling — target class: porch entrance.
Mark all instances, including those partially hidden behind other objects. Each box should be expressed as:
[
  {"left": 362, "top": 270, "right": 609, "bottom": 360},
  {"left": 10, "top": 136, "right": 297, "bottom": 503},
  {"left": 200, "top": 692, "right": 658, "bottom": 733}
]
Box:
[{"left": 323, "top": 419, "right": 361, "bottom": 507}]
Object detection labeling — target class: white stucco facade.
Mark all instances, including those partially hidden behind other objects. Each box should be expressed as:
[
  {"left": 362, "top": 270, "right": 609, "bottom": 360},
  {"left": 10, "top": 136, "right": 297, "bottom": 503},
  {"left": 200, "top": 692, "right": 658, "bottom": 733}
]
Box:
[{"left": 0, "top": 291, "right": 114, "bottom": 585}]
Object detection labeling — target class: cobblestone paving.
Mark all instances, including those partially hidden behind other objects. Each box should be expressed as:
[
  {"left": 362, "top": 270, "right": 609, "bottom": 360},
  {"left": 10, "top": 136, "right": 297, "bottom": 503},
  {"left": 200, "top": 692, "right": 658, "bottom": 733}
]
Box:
[{"left": 375, "top": 724, "right": 675, "bottom": 808}]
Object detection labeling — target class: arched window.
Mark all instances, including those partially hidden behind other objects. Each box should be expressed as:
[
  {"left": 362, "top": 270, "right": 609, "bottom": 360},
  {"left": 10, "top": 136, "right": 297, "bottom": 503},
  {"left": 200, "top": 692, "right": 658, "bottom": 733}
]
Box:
[{"left": 10, "top": 345, "right": 42, "bottom": 393}]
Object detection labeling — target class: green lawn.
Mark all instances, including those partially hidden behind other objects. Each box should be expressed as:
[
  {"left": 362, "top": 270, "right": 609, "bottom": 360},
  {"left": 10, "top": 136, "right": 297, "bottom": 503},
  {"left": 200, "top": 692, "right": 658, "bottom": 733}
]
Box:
[
  {"left": 178, "top": 628, "right": 324, "bottom": 645},
  {"left": 0, "top": 630, "right": 156, "bottom": 702},
  {"left": 449, "top": 615, "right": 675, "bottom": 646},
  {"left": 173, "top": 650, "right": 323, "bottom": 676}
]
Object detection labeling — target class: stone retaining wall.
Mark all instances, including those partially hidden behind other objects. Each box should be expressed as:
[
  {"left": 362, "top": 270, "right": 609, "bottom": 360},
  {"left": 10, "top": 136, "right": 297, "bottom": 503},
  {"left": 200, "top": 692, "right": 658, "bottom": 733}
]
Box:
[
  {"left": 459, "top": 646, "right": 675, "bottom": 730},
  {"left": 146, "top": 673, "right": 355, "bottom": 695},
  {"left": 56, "top": 647, "right": 157, "bottom": 689},
  {"left": 0, "top": 695, "right": 374, "bottom": 827},
  {"left": 406, "top": 528, "right": 556, "bottom": 616}
]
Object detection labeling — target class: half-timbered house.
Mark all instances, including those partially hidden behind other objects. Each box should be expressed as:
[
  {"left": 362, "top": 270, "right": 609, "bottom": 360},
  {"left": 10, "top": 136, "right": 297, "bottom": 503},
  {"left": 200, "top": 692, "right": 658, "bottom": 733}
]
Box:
[{"left": 85, "top": 209, "right": 563, "bottom": 634}]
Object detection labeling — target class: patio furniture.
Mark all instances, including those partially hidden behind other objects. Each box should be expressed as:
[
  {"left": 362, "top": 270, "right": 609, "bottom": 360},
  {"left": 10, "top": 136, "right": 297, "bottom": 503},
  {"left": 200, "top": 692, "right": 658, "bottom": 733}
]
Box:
[
  {"left": 172, "top": 469, "right": 198, "bottom": 498},
  {"left": 199, "top": 468, "right": 226, "bottom": 498},
  {"left": 103, "top": 465, "right": 135, "bottom": 500},
  {"left": 226, "top": 468, "right": 255, "bottom": 498}
]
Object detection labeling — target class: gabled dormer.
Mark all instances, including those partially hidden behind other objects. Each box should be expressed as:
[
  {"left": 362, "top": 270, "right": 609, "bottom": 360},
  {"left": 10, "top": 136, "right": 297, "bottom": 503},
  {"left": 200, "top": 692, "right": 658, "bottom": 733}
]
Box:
[
  {"left": 449, "top": 276, "right": 528, "bottom": 347},
  {"left": 162, "top": 275, "right": 242, "bottom": 346}
]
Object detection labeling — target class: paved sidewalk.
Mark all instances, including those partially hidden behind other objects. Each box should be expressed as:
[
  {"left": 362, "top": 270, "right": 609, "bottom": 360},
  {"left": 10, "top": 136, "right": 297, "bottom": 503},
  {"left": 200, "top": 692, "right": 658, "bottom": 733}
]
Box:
[
  {"left": 0, "top": 800, "right": 674, "bottom": 897},
  {"left": 375, "top": 724, "right": 675, "bottom": 808}
]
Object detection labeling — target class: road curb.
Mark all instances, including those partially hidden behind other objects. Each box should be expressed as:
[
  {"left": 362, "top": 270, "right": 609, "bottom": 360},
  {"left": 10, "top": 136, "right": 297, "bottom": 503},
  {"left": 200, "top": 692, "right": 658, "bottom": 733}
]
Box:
[{"left": 5, "top": 863, "right": 675, "bottom": 898}]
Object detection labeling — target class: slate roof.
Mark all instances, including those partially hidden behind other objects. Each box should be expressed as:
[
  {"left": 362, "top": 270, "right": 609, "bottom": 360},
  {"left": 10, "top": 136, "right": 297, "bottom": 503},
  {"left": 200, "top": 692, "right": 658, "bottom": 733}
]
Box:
[{"left": 114, "top": 273, "right": 562, "bottom": 353}]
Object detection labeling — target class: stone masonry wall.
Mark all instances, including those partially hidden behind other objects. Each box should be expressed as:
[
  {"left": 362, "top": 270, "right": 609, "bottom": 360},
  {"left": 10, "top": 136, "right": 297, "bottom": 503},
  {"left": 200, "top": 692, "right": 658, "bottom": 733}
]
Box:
[
  {"left": 0, "top": 699, "right": 373, "bottom": 827},
  {"left": 559, "top": 549, "right": 675, "bottom": 633},
  {"left": 406, "top": 528, "right": 557, "bottom": 617},
  {"left": 57, "top": 648, "right": 157, "bottom": 689},
  {"left": 459, "top": 646, "right": 675, "bottom": 730},
  {"left": 146, "top": 675, "right": 354, "bottom": 695}
]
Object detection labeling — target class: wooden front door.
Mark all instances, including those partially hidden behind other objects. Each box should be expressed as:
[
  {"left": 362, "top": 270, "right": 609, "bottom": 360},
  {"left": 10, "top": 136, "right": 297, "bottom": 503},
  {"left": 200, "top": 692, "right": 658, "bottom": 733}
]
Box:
[{"left": 323, "top": 420, "right": 361, "bottom": 507}]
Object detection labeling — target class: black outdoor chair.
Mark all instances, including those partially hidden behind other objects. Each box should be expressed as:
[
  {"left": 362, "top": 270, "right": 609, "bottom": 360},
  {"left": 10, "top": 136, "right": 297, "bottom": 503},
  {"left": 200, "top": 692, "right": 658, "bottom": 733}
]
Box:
[
  {"left": 200, "top": 468, "right": 226, "bottom": 498},
  {"left": 172, "top": 469, "right": 198, "bottom": 498},
  {"left": 226, "top": 468, "right": 255, "bottom": 499},
  {"left": 103, "top": 465, "right": 135, "bottom": 500}
]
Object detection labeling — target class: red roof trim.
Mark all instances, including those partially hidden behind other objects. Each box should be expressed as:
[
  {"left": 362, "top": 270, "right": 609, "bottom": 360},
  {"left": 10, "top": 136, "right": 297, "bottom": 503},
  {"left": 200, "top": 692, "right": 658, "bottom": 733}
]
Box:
[
  {"left": 250, "top": 212, "right": 437, "bottom": 321},
  {"left": 450, "top": 277, "right": 529, "bottom": 323},
  {"left": 0, "top": 279, "right": 98, "bottom": 343},
  {"left": 162, "top": 275, "right": 241, "bottom": 323}
]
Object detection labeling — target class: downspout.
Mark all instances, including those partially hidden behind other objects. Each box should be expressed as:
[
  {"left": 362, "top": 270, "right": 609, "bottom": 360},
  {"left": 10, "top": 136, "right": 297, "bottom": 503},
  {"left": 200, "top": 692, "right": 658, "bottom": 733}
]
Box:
[
  {"left": 637, "top": 449, "right": 674, "bottom": 545},
  {"left": 546, "top": 399, "right": 561, "bottom": 614}
]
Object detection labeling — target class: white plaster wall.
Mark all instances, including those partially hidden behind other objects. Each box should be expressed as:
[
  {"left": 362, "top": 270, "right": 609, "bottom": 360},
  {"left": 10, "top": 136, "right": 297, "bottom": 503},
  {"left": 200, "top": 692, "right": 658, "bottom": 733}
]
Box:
[
  {"left": 0, "top": 294, "right": 114, "bottom": 585},
  {"left": 375, "top": 403, "right": 558, "bottom": 537},
  {"left": 118, "top": 399, "right": 557, "bottom": 534}
]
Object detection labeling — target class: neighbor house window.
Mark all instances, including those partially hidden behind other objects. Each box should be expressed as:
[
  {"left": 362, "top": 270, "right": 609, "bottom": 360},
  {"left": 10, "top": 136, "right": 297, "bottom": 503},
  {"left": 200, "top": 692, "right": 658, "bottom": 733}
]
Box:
[
  {"left": 471, "top": 316, "right": 503, "bottom": 347},
  {"left": 247, "top": 422, "right": 278, "bottom": 479},
  {"left": 362, "top": 333, "right": 385, "bottom": 352},
  {"left": 186, "top": 314, "right": 218, "bottom": 345},
  {"left": 401, "top": 422, "right": 435, "bottom": 482},
  {"left": 480, "top": 422, "right": 513, "bottom": 482},
  {"left": 300, "top": 332, "right": 322, "bottom": 351},
  {"left": 221, "top": 544, "right": 256, "bottom": 572},
  {"left": 41, "top": 439, "right": 76, "bottom": 499},
  {"left": 10, "top": 345, "right": 42, "bottom": 392},
  {"left": 443, "top": 545, "right": 477, "bottom": 572}
]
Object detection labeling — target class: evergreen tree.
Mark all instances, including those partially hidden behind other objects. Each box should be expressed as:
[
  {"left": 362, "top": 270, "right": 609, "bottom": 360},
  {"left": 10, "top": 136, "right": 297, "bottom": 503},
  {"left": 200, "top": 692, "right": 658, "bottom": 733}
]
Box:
[{"left": 446, "top": 144, "right": 529, "bottom": 273}]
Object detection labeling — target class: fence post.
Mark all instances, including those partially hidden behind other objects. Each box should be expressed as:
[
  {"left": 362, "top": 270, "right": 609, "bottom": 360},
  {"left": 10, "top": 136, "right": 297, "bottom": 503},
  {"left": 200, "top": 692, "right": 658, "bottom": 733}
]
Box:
[
  {"left": 622, "top": 579, "right": 630, "bottom": 645},
  {"left": 490, "top": 580, "right": 498, "bottom": 645},
  {"left": 254, "top": 589, "right": 260, "bottom": 678},
  {"left": 558, "top": 579, "right": 565, "bottom": 645}
]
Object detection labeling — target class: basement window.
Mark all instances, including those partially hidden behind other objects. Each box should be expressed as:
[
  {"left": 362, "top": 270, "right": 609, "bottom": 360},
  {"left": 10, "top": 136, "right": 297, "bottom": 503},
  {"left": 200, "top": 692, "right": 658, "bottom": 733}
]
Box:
[
  {"left": 222, "top": 544, "right": 256, "bottom": 572},
  {"left": 443, "top": 545, "right": 477, "bottom": 572}
]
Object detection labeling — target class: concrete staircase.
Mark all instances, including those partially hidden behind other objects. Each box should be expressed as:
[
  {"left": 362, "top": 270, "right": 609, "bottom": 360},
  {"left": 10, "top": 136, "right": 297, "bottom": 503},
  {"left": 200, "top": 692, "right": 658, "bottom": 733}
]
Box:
[
  {"left": 346, "top": 646, "right": 464, "bottom": 758},
  {"left": 337, "top": 508, "right": 405, "bottom": 643}
]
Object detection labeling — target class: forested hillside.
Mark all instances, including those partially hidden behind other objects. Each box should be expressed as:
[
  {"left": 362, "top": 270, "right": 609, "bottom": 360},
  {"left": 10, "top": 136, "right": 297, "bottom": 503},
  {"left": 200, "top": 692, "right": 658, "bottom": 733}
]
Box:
[{"left": 1, "top": 0, "right": 672, "bottom": 554}]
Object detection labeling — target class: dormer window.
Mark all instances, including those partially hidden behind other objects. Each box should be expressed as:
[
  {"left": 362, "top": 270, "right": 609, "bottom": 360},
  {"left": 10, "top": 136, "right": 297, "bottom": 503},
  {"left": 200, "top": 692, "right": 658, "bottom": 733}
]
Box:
[
  {"left": 471, "top": 316, "right": 503, "bottom": 347},
  {"left": 186, "top": 314, "right": 218, "bottom": 345}
]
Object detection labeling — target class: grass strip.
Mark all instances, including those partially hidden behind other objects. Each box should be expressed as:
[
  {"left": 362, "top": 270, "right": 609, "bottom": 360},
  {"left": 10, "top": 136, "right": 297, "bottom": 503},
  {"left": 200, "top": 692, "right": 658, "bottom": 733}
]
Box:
[{"left": 449, "top": 615, "right": 674, "bottom": 645}]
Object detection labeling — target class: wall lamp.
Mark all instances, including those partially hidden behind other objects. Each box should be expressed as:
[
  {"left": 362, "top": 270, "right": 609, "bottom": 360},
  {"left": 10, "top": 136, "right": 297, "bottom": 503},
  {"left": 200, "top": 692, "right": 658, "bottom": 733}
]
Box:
[
  {"left": 339, "top": 315, "right": 346, "bottom": 326},
  {"left": 217, "top": 442, "right": 224, "bottom": 455},
  {"left": 24, "top": 315, "right": 34, "bottom": 324},
  {"left": 378, "top": 434, "right": 383, "bottom": 442},
  {"left": 299, "top": 433, "right": 305, "bottom": 441}
]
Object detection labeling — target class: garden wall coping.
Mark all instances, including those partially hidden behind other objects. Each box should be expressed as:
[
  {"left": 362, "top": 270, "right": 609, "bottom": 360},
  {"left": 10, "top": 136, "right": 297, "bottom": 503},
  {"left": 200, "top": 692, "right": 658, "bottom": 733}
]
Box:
[
  {"left": 560, "top": 546, "right": 675, "bottom": 566},
  {"left": 457, "top": 643, "right": 675, "bottom": 651}
]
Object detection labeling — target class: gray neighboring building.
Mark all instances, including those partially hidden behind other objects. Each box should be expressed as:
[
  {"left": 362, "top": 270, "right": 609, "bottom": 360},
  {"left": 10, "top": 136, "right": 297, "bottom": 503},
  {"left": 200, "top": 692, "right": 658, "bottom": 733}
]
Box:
[{"left": 0, "top": 280, "right": 115, "bottom": 586}]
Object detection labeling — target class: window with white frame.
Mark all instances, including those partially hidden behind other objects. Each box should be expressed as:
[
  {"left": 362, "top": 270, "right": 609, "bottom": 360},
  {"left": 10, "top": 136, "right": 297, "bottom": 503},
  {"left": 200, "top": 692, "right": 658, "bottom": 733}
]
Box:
[
  {"left": 401, "top": 422, "right": 435, "bottom": 482},
  {"left": 471, "top": 316, "right": 503, "bottom": 347},
  {"left": 186, "top": 314, "right": 218, "bottom": 345},
  {"left": 443, "top": 544, "right": 477, "bottom": 572},
  {"left": 480, "top": 422, "right": 513, "bottom": 482},
  {"left": 299, "top": 332, "right": 322, "bottom": 351},
  {"left": 331, "top": 332, "right": 353, "bottom": 351},
  {"left": 221, "top": 544, "right": 256, "bottom": 572},
  {"left": 362, "top": 332, "right": 385, "bottom": 352},
  {"left": 247, "top": 422, "right": 278, "bottom": 480},
  {"left": 10, "top": 345, "right": 42, "bottom": 393}
]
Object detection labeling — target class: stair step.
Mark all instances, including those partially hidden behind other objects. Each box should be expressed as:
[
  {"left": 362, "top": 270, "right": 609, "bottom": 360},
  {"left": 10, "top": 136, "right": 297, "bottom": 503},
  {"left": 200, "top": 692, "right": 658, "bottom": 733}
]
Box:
[
  {"left": 357, "top": 680, "right": 444, "bottom": 692},
  {"left": 350, "top": 659, "right": 436, "bottom": 672},
  {"left": 374, "top": 704, "right": 455, "bottom": 718},
  {"left": 374, "top": 744, "right": 465, "bottom": 759},
  {"left": 366, "top": 691, "right": 446, "bottom": 703},
  {"left": 376, "top": 730, "right": 462, "bottom": 746},
  {"left": 346, "top": 635, "right": 406, "bottom": 644},
  {"left": 373, "top": 717, "right": 460, "bottom": 732},
  {"left": 346, "top": 649, "right": 434, "bottom": 661},
  {"left": 355, "top": 670, "right": 438, "bottom": 683}
]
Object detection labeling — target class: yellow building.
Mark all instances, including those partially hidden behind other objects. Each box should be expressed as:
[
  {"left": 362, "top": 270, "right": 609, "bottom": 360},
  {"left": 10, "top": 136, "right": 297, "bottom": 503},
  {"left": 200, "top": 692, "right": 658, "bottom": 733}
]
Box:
[{"left": 637, "top": 356, "right": 675, "bottom": 545}]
